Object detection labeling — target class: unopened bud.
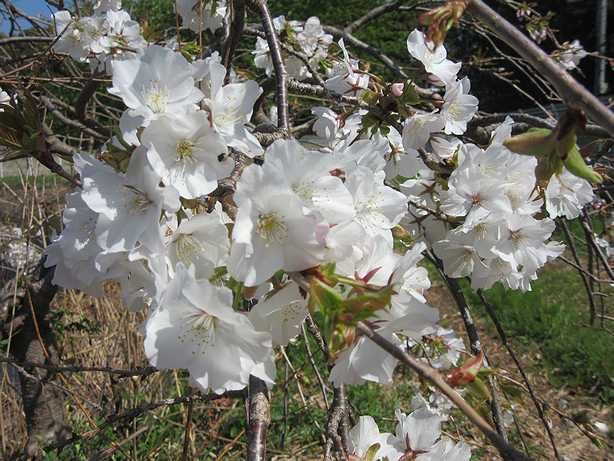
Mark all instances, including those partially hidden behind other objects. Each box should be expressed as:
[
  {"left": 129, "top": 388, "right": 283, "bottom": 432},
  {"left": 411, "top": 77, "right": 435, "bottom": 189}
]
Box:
[
  {"left": 503, "top": 128, "right": 553, "bottom": 156},
  {"left": 446, "top": 351, "right": 484, "bottom": 387},
  {"left": 564, "top": 145, "right": 603, "bottom": 184},
  {"left": 391, "top": 82, "right": 405, "bottom": 97}
]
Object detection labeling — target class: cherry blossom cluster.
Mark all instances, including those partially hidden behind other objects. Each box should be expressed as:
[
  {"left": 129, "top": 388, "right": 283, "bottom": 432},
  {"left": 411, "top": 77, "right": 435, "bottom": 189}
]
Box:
[
  {"left": 176, "top": 0, "right": 227, "bottom": 34},
  {"left": 432, "top": 122, "right": 566, "bottom": 291},
  {"left": 254, "top": 15, "right": 332, "bottom": 81},
  {"left": 52, "top": 0, "right": 146, "bottom": 73},
  {"left": 43, "top": 4, "right": 602, "bottom": 456},
  {"left": 348, "top": 394, "right": 470, "bottom": 461}
]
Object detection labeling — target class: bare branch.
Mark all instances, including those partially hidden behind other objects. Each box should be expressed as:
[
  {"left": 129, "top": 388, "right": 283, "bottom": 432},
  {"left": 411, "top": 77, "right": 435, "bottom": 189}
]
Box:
[
  {"left": 0, "top": 357, "right": 157, "bottom": 378},
  {"left": 355, "top": 321, "right": 530, "bottom": 461},
  {"left": 559, "top": 218, "right": 598, "bottom": 324},
  {"left": 470, "top": 112, "right": 611, "bottom": 139},
  {"left": 73, "top": 78, "right": 100, "bottom": 122},
  {"left": 476, "top": 290, "right": 561, "bottom": 460},
  {"left": 247, "top": 0, "right": 289, "bottom": 130},
  {"left": 345, "top": 0, "right": 403, "bottom": 33},
  {"left": 323, "top": 25, "right": 408, "bottom": 78},
  {"left": 0, "top": 36, "right": 53, "bottom": 46},
  {"left": 580, "top": 211, "right": 614, "bottom": 280},
  {"left": 288, "top": 78, "right": 363, "bottom": 107},
  {"left": 246, "top": 374, "right": 269, "bottom": 461},
  {"left": 468, "top": 0, "right": 614, "bottom": 136},
  {"left": 40, "top": 95, "right": 107, "bottom": 140},
  {"left": 222, "top": 0, "right": 246, "bottom": 82},
  {"left": 324, "top": 385, "right": 349, "bottom": 460}
]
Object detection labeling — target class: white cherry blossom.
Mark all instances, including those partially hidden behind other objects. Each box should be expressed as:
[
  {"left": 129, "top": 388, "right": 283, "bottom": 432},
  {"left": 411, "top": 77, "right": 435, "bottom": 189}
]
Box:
[
  {"left": 406, "top": 29, "right": 461, "bottom": 84},
  {"left": 248, "top": 282, "right": 307, "bottom": 346},
  {"left": 78, "top": 149, "right": 180, "bottom": 255},
  {"left": 44, "top": 191, "right": 108, "bottom": 297},
  {"left": 142, "top": 111, "right": 230, "bottom": 198},
  {"left": 109, "top": 45, "right": 203, "bottom": 134},
  {"left": 264, "top": 138, "right": 354, "bottom": 224},
  {"left": 344, "top": 166, "right": 408, "bottom": 237},
  {"left": 176, "top": 0, "right": 227, "bottom": 33},
  {"left": 392, "top": 407, "right": 442, "bottom": 457},
  {"left": 546, "top": 169, "right": 594, "bottom": 219},
  {"left": 402, "top": 111, "right": 445, "bottom": 151},
  {"left": 325, "top": 39, "right": 370, "bottom": 96},
  {"left": 201, "top": 59, "right": 264, "bottom": 155},
  {"left": 53, "top": 11, "right": 103, "bottom": 61},
  {"left": 165, "top": 209, "right": 230, "bottom": 279},
  {"left": 348, "top": 416, "right": 401, "bottom": 461},
  {"left": 441, "top": 77, "right": 478, "bottom": 135},
  {"left": 556, "top": 39, "right": 587, "bottom": 71},
  {"left": 228, "top": 164, "right": 327, "bottom": 286},
  {"left": 143, "top": 264, "right": 275, "bottom": 394}
]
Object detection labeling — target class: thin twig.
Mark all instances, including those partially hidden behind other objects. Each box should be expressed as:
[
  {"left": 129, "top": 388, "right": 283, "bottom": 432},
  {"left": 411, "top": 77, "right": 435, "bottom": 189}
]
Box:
[
  {"left": 247, "top": 0, "right": 289, "bottom": 130},
  {"left": 559, "top": 219, "right": 598, "bottom": 324},
  {"left": 477, "top": 290, "right": 561, "bottom": 460},
  {"left": 323, "top": 25, "right": 408, "bottom": 78},
  {"left": 0, "top": 36, "right": 53, "bottom": 46},
  {"left": 468, "top": 0, "right": 614, "bottom": 135},
  {"left": 355, "top": 321, "right": 530, "bottom": 461},
  {"left": 0, "top": 357, "right": 157, "bottom": 377},
  {"left": 301, "top": 323, "right": 330, "bottom": 409},
  {"left": 580, "top": 211, "right": 614, "bottom": 280},
  {"left": 345, "top": 0, "right": 403, "bottom": 33},
  {"left": 470, "top": 112, "right": 611, "bottom": 139},
  {"left": 222, "top": 0, "right": 246, "bottom": 83}
]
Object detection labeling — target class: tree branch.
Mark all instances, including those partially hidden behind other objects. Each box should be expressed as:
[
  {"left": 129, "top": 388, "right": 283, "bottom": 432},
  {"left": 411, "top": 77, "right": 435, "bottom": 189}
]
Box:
[
  {"left": 470, "top": 112, "right": 611, "bottom": 139},
  {"left": 247, "top": 0, "right": 289, "bottom": 130},
  {"left": 222, "top": 0, "right": 246, "bottom": 83},
  {"left": 0, "top": 36, "right": 53, "bottom": 46},
  {"left": 323, "top": 25, "right": 408, "bottom": 79},
  {"left": 355, "top": 321, "right": 530, "bottom": 461},
  {"left": 345, "top": 0, "right": 403, "bottom": 33},
  {"left": 468, "top": 0, "right": 614, "bottom": 136},
  {"left": 476, "top": 290, "right": 562, "bottom": 460},
  {"left": 246, "top": 374, "right": 269, "bottom": 461}
]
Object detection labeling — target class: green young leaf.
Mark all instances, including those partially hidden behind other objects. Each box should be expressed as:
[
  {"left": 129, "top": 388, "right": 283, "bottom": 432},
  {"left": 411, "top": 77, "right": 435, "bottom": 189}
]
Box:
[
  {"left": 563, "top": 144, "right": 603, "bottom": 184},
  {"left": 464, "top": 376, "right": 492, "bottom": 421},
  {"left": 341, "top": 286, "right": 394, "bottom": 324},
  {"left": 364, "top": 442, "right": 382, "bottom": 461},
  {"left": 308, "top": 278, "right": 344, "bottom": 316},
  {"left": 503, "top": 128, "right": 553, "bottom": 157},
  {"left": 401, "top": 83, "right": 420, "bottom": 105},
  {"left": 505, "top": 125, "right": 602, "bottom": 184}
]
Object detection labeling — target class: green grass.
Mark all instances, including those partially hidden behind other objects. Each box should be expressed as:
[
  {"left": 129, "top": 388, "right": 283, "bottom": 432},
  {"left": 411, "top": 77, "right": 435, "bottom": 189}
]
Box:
[{"left": 467, "top": 267, "right": 614, "bottom": 403}]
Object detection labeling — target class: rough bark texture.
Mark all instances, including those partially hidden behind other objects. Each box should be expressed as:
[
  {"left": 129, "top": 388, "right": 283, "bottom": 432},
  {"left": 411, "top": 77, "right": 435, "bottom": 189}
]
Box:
[
  {"left": 7, "top": 263, "right": 70, "bottom": 459},
  {"left": 246, "top": 375, "right": 270, "bottom": 461}
]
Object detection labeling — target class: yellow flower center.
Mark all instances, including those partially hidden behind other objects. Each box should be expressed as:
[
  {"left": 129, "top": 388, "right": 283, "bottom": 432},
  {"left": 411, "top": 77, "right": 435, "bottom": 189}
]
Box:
[
  {"left": 256, "top": 212, "right": 288, "bottom": 244},
  {"left": 176, "top": 139, "right": 195, "bottom": 160}
]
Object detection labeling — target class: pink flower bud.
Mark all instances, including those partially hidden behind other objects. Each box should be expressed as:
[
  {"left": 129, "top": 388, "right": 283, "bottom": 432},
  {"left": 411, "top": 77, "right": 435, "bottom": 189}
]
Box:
[{"left": 391, "top": 82, "right": 404, "bottom": 97}]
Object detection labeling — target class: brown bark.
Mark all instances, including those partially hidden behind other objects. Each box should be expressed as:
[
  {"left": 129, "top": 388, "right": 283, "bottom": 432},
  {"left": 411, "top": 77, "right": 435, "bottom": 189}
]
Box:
[{"left": 8, "top": 263, "right": 70, "bottom": 459}]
